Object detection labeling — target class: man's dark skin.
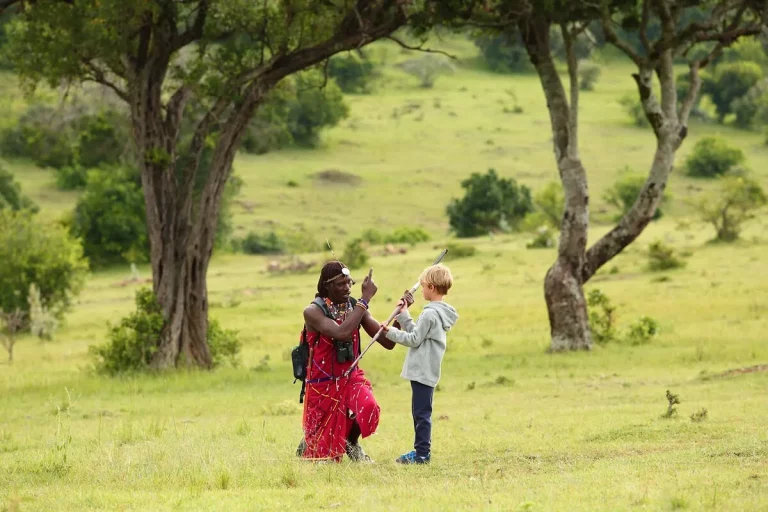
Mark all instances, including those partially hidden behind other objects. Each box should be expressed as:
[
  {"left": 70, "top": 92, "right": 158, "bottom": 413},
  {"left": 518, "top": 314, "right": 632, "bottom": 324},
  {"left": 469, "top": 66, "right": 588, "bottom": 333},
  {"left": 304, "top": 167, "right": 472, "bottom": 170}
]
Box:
[{"left": 303, "top": 269, "right": 397, "bottom": 350}]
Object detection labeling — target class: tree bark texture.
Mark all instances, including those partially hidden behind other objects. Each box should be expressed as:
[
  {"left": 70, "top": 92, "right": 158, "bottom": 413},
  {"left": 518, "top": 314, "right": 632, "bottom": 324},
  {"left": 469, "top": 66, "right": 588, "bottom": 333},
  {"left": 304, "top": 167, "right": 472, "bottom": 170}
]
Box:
[{"left": 520, "top": 15, "right": 592, "bottom": 351}]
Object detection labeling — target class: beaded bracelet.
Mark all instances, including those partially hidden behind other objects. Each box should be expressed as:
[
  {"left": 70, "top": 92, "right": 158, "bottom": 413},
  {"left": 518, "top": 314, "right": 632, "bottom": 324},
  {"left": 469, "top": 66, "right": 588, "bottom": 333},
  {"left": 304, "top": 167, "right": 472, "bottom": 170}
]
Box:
[{"left": 356, "top": 298, "right": 369, "bottom": 310}]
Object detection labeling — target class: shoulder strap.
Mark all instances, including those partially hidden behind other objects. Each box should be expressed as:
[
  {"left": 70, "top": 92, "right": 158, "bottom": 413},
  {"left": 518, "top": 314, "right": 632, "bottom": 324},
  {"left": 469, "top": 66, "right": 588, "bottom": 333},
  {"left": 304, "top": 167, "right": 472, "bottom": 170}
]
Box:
[{"left": 311, "top": 297, "right": 332, "bottom": 318}]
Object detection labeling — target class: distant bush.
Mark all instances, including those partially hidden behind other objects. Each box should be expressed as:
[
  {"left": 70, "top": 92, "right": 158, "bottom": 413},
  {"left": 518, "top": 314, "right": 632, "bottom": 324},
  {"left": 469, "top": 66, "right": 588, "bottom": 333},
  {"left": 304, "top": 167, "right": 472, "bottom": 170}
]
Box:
[
  {"left": 397, "top": 55, "right": 456, "bottom": 88},
  {"left": 386, "top": 227, "right": 431, "bottom": 245},
  {"left": 240, "top": 71, "right": 349, "bottom": 154},
  {"left": 578, "top": 60, "right": 601, "bottom": 91},
  {"left": 360, "top": 228, "right": 385, "bottom": 245},
  {"left": 207, "top": 318, "right": 242, "bottom": 368},
  {"left": 730, "top": 79, "right": 768, "bottom": 129},
  {"left": 702, "top": 61, "right": 763, "bottom": 122},
  {"left": 619, "top": 94, "right": 648, "bottom": 127},
  {"left": 685, "top": 137, "right": 745, "bottom": 178},
  {"left": 0, "top": 164, "right": 38, "bottom": 213},
  {"left": 697, "top": 176, "right": 767, "bottom": 242},
  {"left": 0, "top": 103, "right": 128, "bottom": 177},
  {"left": 0, "top": 209, "right": 88, "bottom": 321},
  {"left": 328, "top": 53, "right": 376, "bottom": 94},
  {"left": 240, "top": 231, "right": 285, "bottom": 255},
  {"left": 55, "top": 164, "right": 89, "bottom": 190},
  {"left": 533, "top": 181, "right": 564, "bottom": 229},
  {"left": 342, "top": 238, "right": 369, "bottom": 269},
  {"left": 444, "top": 242, "right": 476, "bottom": 260},
  {"left": 526, "top": 227, "right": 555, "bottom": 249},
  {"left": 474, "top": 32, "right": 531, "bottom": 73},
  {"left": 447, "top": 168, "right": 533, "bottom": 238},
  {"left": 69, "top": 166, "right": 148, "bottom": 267},
  {"left": 587, "top": 289, "right": 617, "bottom": 345},
  {"left": 647, "top": 241, "right": 685, "bottom": 272},
  {"left": 625, "top": 316, "right": 659, "bottom": 346},
  {"left": 604, "top": 172, "right": 666, "bottom": 220}
]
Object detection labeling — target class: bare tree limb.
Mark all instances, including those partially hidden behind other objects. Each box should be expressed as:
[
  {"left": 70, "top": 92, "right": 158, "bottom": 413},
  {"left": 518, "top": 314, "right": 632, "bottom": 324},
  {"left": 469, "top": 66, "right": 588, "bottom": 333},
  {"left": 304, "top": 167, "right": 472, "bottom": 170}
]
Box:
[
  {"left": 561, "top": 23, "right": 580, "bottom": 158},
  {"left": 82, "top": 62, "right": 130, "bottom": 102},
  {"left": 600, "top": 2, "right": 644, "bottom": 67},
  {"left": 385, "top": 35, "right": 458, "bottom": 59}
]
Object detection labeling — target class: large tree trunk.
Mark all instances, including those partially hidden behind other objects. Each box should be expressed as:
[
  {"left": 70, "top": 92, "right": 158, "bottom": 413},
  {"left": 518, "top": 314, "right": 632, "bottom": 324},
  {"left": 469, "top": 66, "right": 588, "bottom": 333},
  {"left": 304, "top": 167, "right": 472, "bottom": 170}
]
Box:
[{"left": 521, "top": 15, "right": 592, "bottom": 351}]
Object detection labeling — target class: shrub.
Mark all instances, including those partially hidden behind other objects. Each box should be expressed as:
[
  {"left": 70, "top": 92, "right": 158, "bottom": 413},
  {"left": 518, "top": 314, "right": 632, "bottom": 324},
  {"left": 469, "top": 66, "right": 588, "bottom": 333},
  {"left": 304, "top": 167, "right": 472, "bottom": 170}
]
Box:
[
  {"left": 328, "top": 53, "right": 376, "bottom": 94},
  {"left": 0, "top": 209, "right": 88, "bottom": 320},
  {"left": 90, "top": 289, "right": 241, "bottom": 374},
  {"left": 702, "top": 61, "right": 763, "bottom": 121},
  {"left": 55, "top": 165, "right": 89, "bottom": 191},
  {"left": 447, "top": 169, "right": 533, "bottom": 238},
  {"left": 619, "top": 94, "right": 648, "bottom": 127},
  {"left": 587, "top": 289, "right": 617, "bottom": 345},
  {"left": 0, "top": 164, "right": 38, "bottom": 213},
  {"left": 685, "top": 137, "right": 745, "bottom": 178},
  {"left": 342, "top": 238, "right": 369, "bottom": 269},
  {"left": 625, "top": 316, "right": 659, "bottom": 346},
  {"left": 207, "top": 318, "right": 242, "bottom": 368},
  {"left": 397, "top": 55, "right": 456, "bottom": 88},
  {"left": 90, "top": 288, "right": 164, "bottom": 375},
  {"left": 0, "top": 102, "right": 128, "bottom": 176},
  {"left": 360, "top": 228, "right": 386, "bottom": 245},
  {"left": 240, "top": 231, "right": 285, "bottom": 255},
  {"left": 647, "top": 241, "right": 685, "bottom": 271},
  {"left": 697, "top": 176, "right": 767, "bottom": 242},
  {"left": 578, "top": 60, "right": 601, "bottom": 91},
  {"left": 533, "top": 181, "right": 564, "bottom": 229},
  {"left": 526, "top": 227, "right": 555, "bottom": 249},
  {"left": 69, "top": 166, "right": 148, "bottom": 267},
  {"left": 444, "top": 242, "right": 477, "bottom": 260},
  {"left": 604, "top": 172, "right": 665, "bottom": 220},
  {"left": 286, "top": 72, "right": 349, "bottom": 147},
  {"left": 474, "top": 32, "right": 531, "bottom": 73},
  {"left": 385, "top": 227, "right": 431, "bottom": 245},
  {"left": 729, "top": 78, "right": 768, "bottom": 129}
]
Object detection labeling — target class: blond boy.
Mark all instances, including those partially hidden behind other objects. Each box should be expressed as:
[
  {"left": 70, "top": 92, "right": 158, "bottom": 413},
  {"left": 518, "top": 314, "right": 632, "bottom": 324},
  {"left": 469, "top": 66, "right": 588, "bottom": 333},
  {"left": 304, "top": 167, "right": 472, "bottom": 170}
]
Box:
[{"left": 381, "top": 264, "right": 458, "bottom": 464}]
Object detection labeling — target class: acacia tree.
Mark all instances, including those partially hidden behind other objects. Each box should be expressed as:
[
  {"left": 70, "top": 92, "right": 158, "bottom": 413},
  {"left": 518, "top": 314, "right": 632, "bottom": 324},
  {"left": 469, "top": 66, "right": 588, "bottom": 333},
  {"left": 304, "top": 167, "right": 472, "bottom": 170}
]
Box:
[
  {"left": 457, "top": 0, "right": 765, "bottom": 351},
  {"left": 1, "top": 0, "right": 436, "bottom": 369}
]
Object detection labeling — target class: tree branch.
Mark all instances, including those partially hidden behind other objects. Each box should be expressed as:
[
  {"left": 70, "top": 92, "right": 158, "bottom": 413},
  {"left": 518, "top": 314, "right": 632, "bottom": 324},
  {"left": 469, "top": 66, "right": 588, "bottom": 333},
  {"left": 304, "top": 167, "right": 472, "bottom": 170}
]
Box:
[
  {"left": 561, "top": 23, "right": 579, "bottom": 158},
  {"left": 385, "top": 35, "right": 458, "bottom": 59},
  {"left": 82, "top": 61, "right": 129, "bottom": 101},
  {"left": 600, "top": 2, "right": 644, "bottom": 67},
  {"left": 171, "top": 0, "right": 209, "bottom": 52}
]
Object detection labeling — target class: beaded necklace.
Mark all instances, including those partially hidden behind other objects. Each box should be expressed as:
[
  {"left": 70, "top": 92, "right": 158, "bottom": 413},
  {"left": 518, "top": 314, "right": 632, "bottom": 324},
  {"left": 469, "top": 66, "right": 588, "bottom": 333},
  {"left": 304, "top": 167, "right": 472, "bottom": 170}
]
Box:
[{"left": 323, "top": 297, "right": 352, "bottom": 322}]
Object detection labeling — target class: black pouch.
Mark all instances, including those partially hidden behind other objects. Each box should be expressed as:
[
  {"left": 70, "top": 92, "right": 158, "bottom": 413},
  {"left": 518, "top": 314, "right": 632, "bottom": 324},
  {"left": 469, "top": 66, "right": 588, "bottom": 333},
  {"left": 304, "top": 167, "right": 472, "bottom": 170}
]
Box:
[
  {"left": 334, "top": 339, "right": 355, "bottom": 363},
  {"left": 292, "top": 342, "right": 309, "bottom": 382}
]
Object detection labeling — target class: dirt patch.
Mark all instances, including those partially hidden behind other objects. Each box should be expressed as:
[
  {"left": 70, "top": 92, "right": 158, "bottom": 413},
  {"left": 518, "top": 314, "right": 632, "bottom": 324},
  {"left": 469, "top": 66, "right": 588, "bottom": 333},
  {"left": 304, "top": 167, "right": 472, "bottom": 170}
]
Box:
[
  {"left": 313, "top": 169, "right": 363, "bottom": 187},
  {"left": 710, "top": 364, "right": 768, "bottom": 379}
]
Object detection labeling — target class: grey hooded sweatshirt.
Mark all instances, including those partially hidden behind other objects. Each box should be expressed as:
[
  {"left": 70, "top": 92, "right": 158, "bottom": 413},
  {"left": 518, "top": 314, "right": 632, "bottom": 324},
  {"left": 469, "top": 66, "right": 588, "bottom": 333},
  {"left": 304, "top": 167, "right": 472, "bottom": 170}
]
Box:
[{"left": 385, "top": 301, "right": 459, "bottom": 388}]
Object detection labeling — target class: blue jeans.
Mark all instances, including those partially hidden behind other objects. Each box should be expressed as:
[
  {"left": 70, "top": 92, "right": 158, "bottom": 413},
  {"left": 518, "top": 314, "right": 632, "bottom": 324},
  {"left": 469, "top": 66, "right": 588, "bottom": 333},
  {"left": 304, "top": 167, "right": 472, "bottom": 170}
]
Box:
[{"left": 411, "top": 381, "right": 434, "bottom": 458}]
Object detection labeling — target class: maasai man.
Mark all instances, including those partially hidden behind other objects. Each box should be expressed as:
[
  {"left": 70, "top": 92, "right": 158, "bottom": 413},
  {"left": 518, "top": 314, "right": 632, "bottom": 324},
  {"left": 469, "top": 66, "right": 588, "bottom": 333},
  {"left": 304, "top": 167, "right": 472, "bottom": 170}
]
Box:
[{"left": 297, "top": 261, "right": 410, "bottom": 462}]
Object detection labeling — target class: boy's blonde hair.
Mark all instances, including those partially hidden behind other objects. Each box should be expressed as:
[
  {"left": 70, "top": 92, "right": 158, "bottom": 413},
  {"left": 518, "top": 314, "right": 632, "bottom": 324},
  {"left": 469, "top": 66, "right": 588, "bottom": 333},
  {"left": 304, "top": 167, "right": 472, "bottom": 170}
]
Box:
[{"left": 419, "top": 264, "right": 453, "bottom": 295}]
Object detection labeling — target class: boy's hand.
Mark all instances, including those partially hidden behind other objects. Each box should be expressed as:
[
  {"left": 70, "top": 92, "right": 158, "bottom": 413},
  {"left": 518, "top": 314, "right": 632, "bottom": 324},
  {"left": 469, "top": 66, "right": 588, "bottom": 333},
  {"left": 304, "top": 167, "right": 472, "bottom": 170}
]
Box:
[
  {"left": 379, "top": 323, "right": 389, "bottom": 333},
  {"left": 397, "top": 290, "right": 415, "bottom": 310}
]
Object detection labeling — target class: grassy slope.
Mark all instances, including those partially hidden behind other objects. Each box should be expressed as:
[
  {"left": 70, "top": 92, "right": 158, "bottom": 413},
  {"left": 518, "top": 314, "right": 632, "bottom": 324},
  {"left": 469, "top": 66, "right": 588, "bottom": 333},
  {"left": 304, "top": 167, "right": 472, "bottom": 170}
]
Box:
[{"left": 1, "top": 37, "right": 768, "bottom": 511}]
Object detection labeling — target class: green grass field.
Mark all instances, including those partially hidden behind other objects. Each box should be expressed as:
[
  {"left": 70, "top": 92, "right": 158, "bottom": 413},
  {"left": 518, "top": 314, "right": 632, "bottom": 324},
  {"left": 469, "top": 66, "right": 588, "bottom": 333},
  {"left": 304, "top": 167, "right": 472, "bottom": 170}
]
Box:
[{"left": 1, "top": 36, "right": 768, "bottom": 511}]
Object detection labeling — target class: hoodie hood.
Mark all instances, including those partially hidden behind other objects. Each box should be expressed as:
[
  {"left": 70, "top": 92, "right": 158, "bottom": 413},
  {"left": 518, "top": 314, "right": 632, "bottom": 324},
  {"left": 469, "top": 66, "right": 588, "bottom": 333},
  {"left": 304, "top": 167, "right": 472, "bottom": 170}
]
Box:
[{"left": 425, "top": 301, "right": 459, "bottom": 331}]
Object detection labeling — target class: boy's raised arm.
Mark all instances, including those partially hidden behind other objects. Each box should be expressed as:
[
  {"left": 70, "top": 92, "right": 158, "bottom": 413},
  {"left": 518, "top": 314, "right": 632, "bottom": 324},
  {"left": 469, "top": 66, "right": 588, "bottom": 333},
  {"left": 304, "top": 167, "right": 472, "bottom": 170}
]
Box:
[{"left": 382, "top": 311, "right": 435, "bottom": 348}]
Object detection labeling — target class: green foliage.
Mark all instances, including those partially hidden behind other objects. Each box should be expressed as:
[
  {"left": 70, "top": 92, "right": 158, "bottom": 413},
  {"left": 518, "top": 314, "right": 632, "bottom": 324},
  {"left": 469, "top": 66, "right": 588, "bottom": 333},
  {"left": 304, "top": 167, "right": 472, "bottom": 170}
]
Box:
[
  {"left": 207, "top": 319, "right": 242, "bottom": 369},
  {"left": 702, "top": 62, "right": 763, "bottom": 122},
  {"left": 444, "top": 242, "right": 476, "bottom": 260},
  {"left": 587, "top": 289, "right": 617, "bottom": 345},
  {"left": 625, "top": 316, "right": 659, "bottom": 346},
  {"left": 241, "top": 72, "right": 349, "bottom": 153},
  {"left": 385, "top": 227, "right": 431, "bottom": 245},
  {"left": 618, "top": 94, "right": 648, "bottom": 127},
  {"left": 533, "top": 181, "right": 564, "bottom": 229},
  {"left": 697, "top": 176, "right": 767, "bottom": 242},
  {"left": 474, "top": 32, "right": 531, "bottom": 74},
  {"left": 647, "top": 241, "right": 685, "bottom": 272},
  {"left": 0, "top": 164, "right": 38, "bottom": 213},
  {"left": 91, "top": 288, "right": 241, "bottom": 374},
  {"left": 526, "top": 227, "right": 555, "bottom": 249},
  {"left": 730, "top": 79, "right": 768, "bottom": 129},
  {"left": 397, "top": 55, "right": 456, "bottom": 88},
  {"left": 578, "top": 61, "right": 601, "bottom": 91},
  {"left": 447, "top": 169, "right": 533, "bottom": 238},
  {"left": 342, "top": 238, "right": 369, "bottom": 270},
  {"left": 28, "top": 283, "right": 58, "bottom": 341},
  {"left": 720, "top": 37, "right": 768, "bottom": 72},
  {"left": 90, "top": 288, "right": 164, "bottom": 375},
  {"left": 69, "top": 167, "right": 148, "bottom": 267},
  {"left": 662, "top": 390, "right": 680, "bottom": 419},
  {"left": 0, "top": 102, "right": 128, "bottom": 177},
  {"left": 0, "top": 210, "right": 88, "bottom": 320},
  {"left": 328, "top": 53, "right": 376, "bottom": 94},
  {"left": 604, "top": 172, "right": 665, "bottom": 220},
  {"left": 240, "top": 232, "right": 285, "bottom": 255},
  {"left": 685, "top": 137, "right": 745, "bottom": 178}
]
